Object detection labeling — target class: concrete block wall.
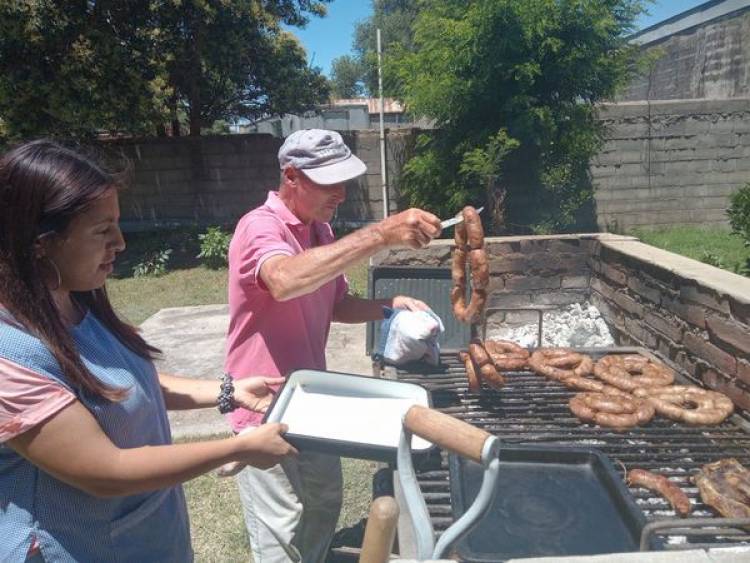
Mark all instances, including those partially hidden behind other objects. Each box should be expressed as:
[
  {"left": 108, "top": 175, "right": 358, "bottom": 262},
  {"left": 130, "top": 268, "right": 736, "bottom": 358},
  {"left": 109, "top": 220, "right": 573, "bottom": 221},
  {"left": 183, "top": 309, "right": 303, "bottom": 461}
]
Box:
[
  {"left": 104, "top": 134, "right": 281, "bottom": 229},
  {"left": 372, "top": 233, "right": 750, "bottom": 411},
  {"left": 102, "top": 129, "right": 414, "bottom": 230},
  {"left": 623, "top": 10, "right": 750, "bottom": 101},
  {"left": 592, "top": 97, "right": 750, "bottom": 230},
  {"left": 101, "top": 98, "right": 749, "bottom": 233}
]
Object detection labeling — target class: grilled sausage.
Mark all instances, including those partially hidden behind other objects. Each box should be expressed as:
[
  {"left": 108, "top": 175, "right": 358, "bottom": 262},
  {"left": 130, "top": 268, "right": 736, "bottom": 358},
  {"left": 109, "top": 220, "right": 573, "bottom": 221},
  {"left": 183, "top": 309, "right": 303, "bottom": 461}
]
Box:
[
  {"left": 451, "top": 206, "right": 488, "bottom": 324},
  {"left": 593, "top": 355, "right": 674, "bottom": 391},
  {"left": 468, "top": 249, "right": 489, "bottom": 289},
  {"left": 463, "top": 206, "right": 484, "bottom": 250},
  {"left": 634, "top": 385, "right": 734, "bottom": 426},
  {"left": 468, "top": 339, "right": 505, "bottom": 390},
  {"left": 484, "top": 340, "right": 529, "bottom": 371},
  {"left": 479, "top": 363, "right": 505, "bottom": 390},
  {"left": 569, "top": 392, "right": 654, "bottom": 430},
  {"left": 528, "top": 348, "right": 594, "bottom": 381},
  {"left": 454, "top": 220, "right": 467, "bottom": 248},
  {"left": 468, "top": 339, "right": 491, "bottom": 366},
  {"left": 459, "top": 351, "right": 482, "bottom": 393},
  {"left": 451, "top": 248, "right": 467, "bottom": 287},
  {"left": 627, "top": 469, "right": 692, "bottom": 517}
]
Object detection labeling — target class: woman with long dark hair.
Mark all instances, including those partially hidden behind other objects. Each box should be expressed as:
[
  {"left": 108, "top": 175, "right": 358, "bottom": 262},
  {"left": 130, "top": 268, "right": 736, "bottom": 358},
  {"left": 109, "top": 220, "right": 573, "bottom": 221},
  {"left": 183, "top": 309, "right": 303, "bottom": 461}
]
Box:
[{"left": 0, "top": 140, "right": 297, "bottom": 562}]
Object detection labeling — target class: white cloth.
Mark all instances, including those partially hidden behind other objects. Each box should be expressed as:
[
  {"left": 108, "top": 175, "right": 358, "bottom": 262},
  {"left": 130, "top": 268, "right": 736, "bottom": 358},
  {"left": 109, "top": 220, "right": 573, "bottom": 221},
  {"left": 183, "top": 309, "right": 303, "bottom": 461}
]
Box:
[{"left": 378, "top": 308, "right": 444, "bottom": 366}]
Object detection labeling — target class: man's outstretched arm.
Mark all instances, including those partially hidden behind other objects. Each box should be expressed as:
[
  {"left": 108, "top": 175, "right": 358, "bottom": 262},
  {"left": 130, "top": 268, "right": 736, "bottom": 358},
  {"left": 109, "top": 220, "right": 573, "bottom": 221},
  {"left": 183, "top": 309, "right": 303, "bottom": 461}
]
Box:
[{"left": 260, "top": 209, "right": 442, "bottom": 302}]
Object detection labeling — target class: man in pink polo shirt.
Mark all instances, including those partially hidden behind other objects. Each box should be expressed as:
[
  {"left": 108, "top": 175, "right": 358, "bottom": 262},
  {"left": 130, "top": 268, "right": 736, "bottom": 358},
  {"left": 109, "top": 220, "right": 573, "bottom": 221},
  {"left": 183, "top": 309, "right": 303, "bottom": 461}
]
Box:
[{"left": 224, "top": 129, "right": 442, "bottom": 562}]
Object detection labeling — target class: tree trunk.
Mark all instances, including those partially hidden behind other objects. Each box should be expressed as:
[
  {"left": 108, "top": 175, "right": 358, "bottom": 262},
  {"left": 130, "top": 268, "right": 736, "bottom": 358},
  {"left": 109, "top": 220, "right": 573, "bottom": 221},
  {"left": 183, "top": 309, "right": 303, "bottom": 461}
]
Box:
[
  {"left": 169, "top": 94, "right": 180, "bottom": 137},
  {"left": 187, "top": 11, "right": 202, "bottom": 136},
  {"left": 487, "top": 174, "right": 506, "bottom": 235},
  {"left": 188, "top": 106, "right": 201, "bottom": 136}
]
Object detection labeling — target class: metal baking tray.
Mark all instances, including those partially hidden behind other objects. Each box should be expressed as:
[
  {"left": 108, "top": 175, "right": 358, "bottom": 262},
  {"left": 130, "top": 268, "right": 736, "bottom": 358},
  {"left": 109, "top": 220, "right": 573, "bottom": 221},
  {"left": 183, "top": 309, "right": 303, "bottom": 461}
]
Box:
[
  {"left": 449, "top": 445, "right": 648, "bottom": 562},
  {"left": 262, "top": 369, "right": 434, "bottom": 462}
]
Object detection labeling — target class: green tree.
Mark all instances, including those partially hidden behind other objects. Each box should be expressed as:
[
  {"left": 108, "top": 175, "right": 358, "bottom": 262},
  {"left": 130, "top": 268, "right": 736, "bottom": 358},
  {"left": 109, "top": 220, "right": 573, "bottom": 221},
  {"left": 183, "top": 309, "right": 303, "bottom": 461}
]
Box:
[
  {"left": 395, "top": 0, "right": 645, "bottom": 233},
  {"left": 152, "top": 1, "right": 330, "bottom": 136},
  {"left": 330, "top": 55, "right": 366, "bottom": 98},
  {"left": 0, "top": 1, "right": 162, "bottom": 140},
  {"left": 353, "top": 0, "right": 419, "bottom": 96},
  {"left": 0, "top": 1, "right": 331, "bottom": 140}
]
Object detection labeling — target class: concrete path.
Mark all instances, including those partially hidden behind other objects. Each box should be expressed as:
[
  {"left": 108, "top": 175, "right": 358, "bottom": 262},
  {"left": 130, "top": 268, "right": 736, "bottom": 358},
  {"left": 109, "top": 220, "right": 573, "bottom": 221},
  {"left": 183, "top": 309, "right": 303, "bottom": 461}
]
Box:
[{"left": 140, "top": 305, "right": 373, "bottom": 439}]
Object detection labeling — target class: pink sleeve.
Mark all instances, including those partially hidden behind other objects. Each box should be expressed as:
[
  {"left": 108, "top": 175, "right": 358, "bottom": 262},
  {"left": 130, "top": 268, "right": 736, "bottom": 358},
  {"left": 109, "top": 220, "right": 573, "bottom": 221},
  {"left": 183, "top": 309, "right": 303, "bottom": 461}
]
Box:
[
  {"left": 229, "top": 214, "right": 294, "bottom": 289},
  {"left": 0, "top": 357, "right": 76, "bottom": 442}
]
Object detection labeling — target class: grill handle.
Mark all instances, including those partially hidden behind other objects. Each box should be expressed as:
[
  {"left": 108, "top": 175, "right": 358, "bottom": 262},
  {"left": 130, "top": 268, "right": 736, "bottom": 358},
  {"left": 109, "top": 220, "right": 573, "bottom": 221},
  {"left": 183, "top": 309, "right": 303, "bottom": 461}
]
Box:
[
  {"left": 398, "top": 406, "right": 501, "bottom": 560},
  {"left": 404, "top": 405, "right": 492, "bottom": 464}
]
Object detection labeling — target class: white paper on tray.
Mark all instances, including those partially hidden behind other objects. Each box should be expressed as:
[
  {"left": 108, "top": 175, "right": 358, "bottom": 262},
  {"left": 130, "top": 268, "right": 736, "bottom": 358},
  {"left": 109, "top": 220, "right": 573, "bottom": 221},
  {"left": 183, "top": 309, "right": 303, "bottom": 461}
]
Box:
[{"left": 280, "top": 385, "right": 432, "bottom": 450}]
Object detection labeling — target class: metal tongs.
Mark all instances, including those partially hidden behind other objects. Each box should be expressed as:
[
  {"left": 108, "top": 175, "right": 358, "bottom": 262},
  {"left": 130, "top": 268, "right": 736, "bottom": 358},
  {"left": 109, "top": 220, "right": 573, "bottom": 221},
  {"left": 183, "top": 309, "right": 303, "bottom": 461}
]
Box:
[
  {"left": 395, "top": 405, "right": 500, "bottom": 559},
  {"left": 440, "top": 206, "right": 484, "bottom": 229}
]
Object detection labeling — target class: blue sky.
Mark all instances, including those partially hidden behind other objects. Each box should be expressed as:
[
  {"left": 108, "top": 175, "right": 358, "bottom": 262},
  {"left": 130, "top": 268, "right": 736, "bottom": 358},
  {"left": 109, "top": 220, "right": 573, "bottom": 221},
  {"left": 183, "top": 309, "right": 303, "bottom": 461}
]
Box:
[{"left": 289, "top": 0, "right": 712, "bottom": 77}]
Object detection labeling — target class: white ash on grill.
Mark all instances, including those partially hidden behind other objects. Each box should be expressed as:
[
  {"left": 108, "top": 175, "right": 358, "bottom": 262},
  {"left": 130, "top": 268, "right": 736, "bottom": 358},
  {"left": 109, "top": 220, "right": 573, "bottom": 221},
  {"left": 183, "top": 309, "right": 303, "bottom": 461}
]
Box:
[{"left": 487, "top": 303, "right": 615, "bottom": 348}]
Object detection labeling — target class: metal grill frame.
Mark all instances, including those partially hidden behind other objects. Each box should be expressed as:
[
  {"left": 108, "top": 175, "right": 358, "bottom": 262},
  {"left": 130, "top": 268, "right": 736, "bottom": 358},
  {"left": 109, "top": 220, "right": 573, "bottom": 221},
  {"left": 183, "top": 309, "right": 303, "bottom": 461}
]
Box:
[{"left": 382, "top": 347, "right": 750, "bottom": 558}]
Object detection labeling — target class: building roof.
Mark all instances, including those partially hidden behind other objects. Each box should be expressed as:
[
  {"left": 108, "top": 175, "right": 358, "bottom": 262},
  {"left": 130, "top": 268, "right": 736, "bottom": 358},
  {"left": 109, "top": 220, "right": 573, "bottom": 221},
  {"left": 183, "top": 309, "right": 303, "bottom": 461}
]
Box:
[
  {"left": 331, "top": 98, "right": 405, "bottom": 114},
  {"left": 630, "top": 0, "right": 750, "bottom": 45}
]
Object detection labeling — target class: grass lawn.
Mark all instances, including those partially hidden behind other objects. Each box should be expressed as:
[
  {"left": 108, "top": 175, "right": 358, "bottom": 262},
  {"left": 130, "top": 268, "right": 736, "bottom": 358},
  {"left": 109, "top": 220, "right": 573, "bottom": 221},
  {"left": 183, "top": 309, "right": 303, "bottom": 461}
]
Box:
[
  {"left": 109, "top": 267, "right": 228, "bottom": 325},
  {"left": 629, "top": 225, "right": 749, "bottom": 276},
  {"left": 107, "top": 227, "right": 369, "bottom": 324}
]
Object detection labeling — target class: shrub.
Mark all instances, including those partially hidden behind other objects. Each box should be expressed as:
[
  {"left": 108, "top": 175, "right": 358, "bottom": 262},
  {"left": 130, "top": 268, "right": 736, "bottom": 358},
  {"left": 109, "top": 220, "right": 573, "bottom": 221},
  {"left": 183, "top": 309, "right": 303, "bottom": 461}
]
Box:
[
  {"left": 733, "top": 259, "right": 750, "bottom": 277},
  {"left": 197, "top": 227, "right": 231, "bottom": 269},
  {"left": 728, "top": 183, "right": 750, "bottom": 247},
  {"left": 132, "top": 248, "right": 172, "bottom": 277},
  {"left": 699, "top": 250, "right": 724, "bottom": 269}
]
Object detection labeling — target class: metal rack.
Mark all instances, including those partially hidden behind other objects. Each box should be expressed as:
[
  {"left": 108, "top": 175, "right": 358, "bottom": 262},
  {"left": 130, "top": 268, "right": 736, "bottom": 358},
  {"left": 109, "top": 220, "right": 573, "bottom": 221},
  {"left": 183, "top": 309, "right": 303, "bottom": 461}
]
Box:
[{"left": 387, "top": 349, "right": 750, "bottom": 555}]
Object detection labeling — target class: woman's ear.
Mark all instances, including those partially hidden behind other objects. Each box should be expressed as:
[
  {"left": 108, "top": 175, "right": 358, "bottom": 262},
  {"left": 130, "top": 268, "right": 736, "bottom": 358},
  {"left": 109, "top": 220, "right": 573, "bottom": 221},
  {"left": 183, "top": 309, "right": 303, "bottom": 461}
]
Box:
[
  {"left": 33, "top": 232, "right": 57, "bottom": 259},
  {"left": 33, "top": 237, "right": 45, "bottom": 259}
]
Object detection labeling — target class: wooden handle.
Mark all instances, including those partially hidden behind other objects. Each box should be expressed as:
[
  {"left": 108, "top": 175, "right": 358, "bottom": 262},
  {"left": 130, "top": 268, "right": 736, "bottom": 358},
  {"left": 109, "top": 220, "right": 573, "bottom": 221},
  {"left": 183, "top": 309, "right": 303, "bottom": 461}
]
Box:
[
  {"left": 359, "top": 496, "right": 399, "bottom": 563},
  {"left": 404, "top": 405, "right": 491, "bottom": 463}
]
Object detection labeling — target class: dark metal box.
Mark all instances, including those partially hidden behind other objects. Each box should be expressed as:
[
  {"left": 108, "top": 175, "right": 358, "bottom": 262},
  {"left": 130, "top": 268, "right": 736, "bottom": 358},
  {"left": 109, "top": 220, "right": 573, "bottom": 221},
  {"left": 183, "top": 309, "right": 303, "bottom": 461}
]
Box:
[{"left": 449, "top": 445, "right": 648, "bottom": 562}]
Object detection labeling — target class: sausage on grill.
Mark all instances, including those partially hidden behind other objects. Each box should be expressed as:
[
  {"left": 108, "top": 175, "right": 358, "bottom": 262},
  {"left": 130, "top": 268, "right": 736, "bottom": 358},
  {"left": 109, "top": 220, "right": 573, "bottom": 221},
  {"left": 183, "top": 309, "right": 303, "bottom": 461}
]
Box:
[
  {"left": 627, "top": 469, "right": 691, "bottom": 517},
  {"left": 569, "top": 392, "right": 654, "bottom": 430},
  {"left": 483, "top": 340, "right": 529, "bottom": 371},
  {"left": 459, "top": 351, "right": 482, "bottom": 393},
  {"left": 468, "top": 339, "right": 505, "bottom": 390}
]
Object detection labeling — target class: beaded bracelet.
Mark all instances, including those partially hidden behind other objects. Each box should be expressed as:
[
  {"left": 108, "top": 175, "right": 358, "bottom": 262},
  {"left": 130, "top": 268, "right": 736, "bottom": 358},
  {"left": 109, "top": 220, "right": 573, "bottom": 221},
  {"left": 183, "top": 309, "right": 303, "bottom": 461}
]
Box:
[{"left": 217, "top": 373, "right": 236, "bottom": 414}]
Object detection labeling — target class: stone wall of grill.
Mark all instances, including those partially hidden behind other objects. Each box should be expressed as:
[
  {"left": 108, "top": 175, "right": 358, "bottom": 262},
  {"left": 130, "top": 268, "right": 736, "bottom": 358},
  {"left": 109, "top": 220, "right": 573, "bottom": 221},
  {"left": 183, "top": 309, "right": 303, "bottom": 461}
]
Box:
[
  {"left": 588, "top": 236, "right": 750, "bottom": 412},
  {"left": 371, "top": 233, "right": 750, "bottom": 410}
]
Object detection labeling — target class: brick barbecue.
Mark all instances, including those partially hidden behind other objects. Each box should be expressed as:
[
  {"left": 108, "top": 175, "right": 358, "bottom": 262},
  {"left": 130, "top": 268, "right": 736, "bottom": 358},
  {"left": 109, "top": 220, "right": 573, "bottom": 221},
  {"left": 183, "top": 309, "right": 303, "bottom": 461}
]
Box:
[{"left": 369, "top": 233, "right": 750, "bottom": 559}]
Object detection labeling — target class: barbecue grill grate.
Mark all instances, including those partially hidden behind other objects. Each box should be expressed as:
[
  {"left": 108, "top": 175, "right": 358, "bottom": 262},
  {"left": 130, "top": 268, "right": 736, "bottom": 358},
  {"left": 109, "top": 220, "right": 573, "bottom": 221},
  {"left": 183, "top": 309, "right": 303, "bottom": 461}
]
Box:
[{"left": 387, "top": 348, "right": 750, "bottom": 553}]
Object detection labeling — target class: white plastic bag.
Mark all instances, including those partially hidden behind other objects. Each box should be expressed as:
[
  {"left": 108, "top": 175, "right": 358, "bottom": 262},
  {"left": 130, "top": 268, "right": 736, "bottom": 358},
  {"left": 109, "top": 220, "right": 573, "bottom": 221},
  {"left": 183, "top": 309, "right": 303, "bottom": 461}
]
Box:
[{"left": 376, "top": 308, "right": 444, "bottom": 366}]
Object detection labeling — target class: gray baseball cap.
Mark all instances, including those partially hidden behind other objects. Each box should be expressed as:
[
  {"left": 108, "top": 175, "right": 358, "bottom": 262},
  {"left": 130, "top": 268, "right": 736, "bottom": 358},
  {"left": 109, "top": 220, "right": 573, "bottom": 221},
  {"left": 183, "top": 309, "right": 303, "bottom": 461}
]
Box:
[{"left": 278, "top": 129, "right": 367, "bottom": 185}]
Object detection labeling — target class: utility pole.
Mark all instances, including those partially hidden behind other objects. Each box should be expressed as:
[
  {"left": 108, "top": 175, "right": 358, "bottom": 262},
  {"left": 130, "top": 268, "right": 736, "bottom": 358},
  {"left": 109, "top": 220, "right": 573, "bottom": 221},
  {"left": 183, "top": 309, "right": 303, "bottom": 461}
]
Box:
[{"left": 377, "top": 28, "right": 390, "bottom": 218}]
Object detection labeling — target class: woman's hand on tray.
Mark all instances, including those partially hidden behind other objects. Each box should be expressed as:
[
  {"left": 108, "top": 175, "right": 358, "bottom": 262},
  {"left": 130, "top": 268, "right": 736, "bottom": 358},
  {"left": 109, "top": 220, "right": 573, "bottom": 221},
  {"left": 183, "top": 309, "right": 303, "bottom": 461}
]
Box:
[
  {"left": 235, "top": 376, "right": 286, "bottom": 413},
  {"left": 235, "top": 423, "right": 298, "bottom": 469}
]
